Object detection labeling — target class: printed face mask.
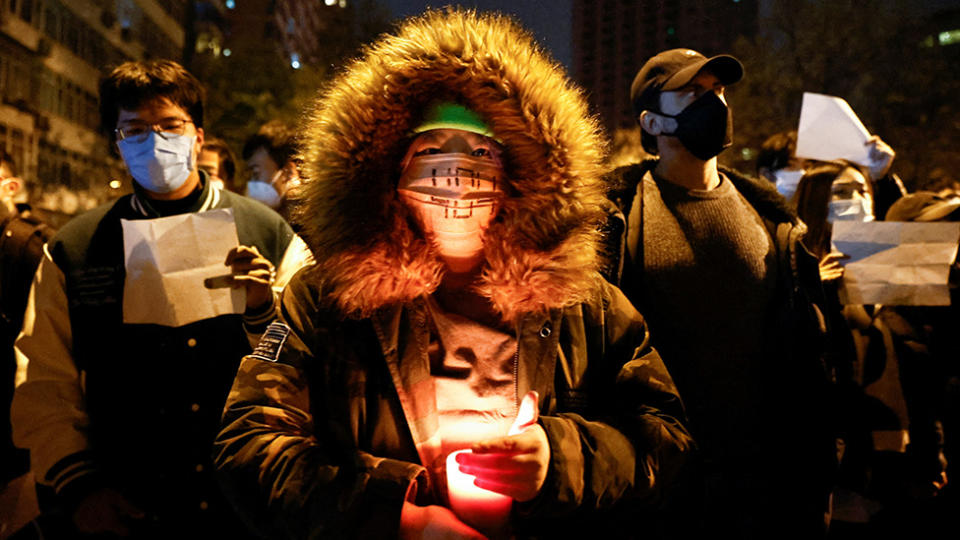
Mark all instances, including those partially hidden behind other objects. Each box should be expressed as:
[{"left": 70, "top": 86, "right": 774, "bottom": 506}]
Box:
[
  {"left": 118, "top": 131, "right": 196, "bottom": 194},
  {"left": 774, "top": 169, "right": 805, "bottom": 200},
  {"left": 397, "top": 153, "right": 506, "bottom": 261},
  {"left": 660, "top": 91, "right": 733, "bottom": 160},
  {"left": 246, "top": 176, "right": 283, "bottom": 209}
]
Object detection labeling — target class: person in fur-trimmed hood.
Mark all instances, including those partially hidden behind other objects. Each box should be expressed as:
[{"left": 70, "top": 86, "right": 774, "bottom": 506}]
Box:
[
  {"left": 607, "top": 48, "right": 836, "bottom": 537},
  {"left": 213, "top": 8, "right": 693, "bottom": 540}
]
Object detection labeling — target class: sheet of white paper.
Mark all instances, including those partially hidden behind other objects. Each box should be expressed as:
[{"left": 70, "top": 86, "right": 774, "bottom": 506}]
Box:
[
  {"left": 795, "top": 92, "right": 872, "bottom": 166},
  {"left": 832, "top": 221, "right": 960, "bottom": 306},
  {"left": 122, "top": 208, "right": 244, "bottom": 326}
]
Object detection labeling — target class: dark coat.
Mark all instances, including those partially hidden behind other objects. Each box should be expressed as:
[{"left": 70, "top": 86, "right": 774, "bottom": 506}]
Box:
[{"left": 214, "top": 9, "right": 694, "bottom": 539}]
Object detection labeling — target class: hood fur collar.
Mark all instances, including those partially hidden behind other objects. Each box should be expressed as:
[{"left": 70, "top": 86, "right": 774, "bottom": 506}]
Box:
[{"left": 295, "top": 9, "right": 608, "bottom": 321}]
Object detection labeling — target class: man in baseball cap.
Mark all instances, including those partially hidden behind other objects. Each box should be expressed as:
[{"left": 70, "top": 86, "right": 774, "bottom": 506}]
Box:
[{"left": 608, "top": 49, "right": 835, "bottom": 536}]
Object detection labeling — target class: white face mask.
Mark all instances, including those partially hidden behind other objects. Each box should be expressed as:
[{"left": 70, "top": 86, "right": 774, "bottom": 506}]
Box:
[
  {"left": 828, "top": 197, "right": 874, "bottom": 222},
  {"left": 397, "top": 153, "right": 506, "bottom": 261},
  {"left": 246, "top": 178, "right": 282, "bottom": 209},
  {"left": 773, "top": 168, "right": 804, "bottom": 200},
  {"left": 118, "top": 131, "right": 196, "bottom": 194}
]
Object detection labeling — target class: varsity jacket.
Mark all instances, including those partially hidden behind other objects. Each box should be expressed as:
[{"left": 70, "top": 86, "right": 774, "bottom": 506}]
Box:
[
  {"left": 11, "top": 173, "right": 307, "bottom": 536},
  {"left": 213, "top": 9, "right": 694, "bottom": 539}
]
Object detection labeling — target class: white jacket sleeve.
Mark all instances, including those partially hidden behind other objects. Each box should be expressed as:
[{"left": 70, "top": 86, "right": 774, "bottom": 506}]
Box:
[{"left": 11, "top": 245, "right": 94, "bottom": 494}]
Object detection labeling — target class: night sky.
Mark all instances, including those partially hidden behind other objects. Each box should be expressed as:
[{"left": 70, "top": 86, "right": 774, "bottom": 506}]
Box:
[{"left": 381, "top": 0, "right": 573, "bottom": 69}]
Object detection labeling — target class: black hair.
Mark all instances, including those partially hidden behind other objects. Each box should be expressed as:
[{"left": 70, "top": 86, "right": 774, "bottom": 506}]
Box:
[
  {"left": 242, "top": 120, "right": 297, "bottom": 167},
  {"left": 757, "top": 131, "right": 798, "bottom": 174},
  {"left": 794, "top": 162, "right": 846, "bottom": 259},
  {"left": 202, "top": 137, "right": 237, "bottom": 183},
  {"left": 99, "top": 60, "right": 205, "bottom": 134}
]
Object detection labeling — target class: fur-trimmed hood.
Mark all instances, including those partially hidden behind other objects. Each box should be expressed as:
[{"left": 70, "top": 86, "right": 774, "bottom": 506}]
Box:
[{"left": 294, "top": 9, "right": 608, "bottom": 321}]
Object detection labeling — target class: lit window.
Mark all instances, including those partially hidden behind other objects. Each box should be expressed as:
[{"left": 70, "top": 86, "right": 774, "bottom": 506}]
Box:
[{"left": 938, "top": 29, "right": 960, "bottom": 46}]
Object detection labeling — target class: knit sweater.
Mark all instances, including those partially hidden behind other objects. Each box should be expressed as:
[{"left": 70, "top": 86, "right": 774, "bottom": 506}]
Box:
[{"left": 634, "top": 172, "right": 777, "bottom": 461}]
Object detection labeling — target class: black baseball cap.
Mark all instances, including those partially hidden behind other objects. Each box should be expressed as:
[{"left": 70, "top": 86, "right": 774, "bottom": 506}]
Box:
[{"left": 630, "top": 48, "right": 744, "bottom": 116}]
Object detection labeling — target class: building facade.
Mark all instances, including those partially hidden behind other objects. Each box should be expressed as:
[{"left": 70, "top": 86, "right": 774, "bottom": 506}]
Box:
[
  {"left": 572, "top": 0, "right": 759, "bottom": 132},
  {"left": 0, "top": 0, "right": 197, "bottom": 220}
]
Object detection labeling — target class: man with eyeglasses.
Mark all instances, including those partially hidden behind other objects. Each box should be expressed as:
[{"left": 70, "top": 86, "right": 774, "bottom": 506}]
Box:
[{"left": 10, "top": 60, "right": 301, "bottom": 538}]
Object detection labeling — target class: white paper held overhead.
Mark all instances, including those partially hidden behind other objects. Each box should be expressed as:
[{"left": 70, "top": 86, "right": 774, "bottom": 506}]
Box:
[{"left": 795, "top": 92, "right": 872, "bottom": 167}]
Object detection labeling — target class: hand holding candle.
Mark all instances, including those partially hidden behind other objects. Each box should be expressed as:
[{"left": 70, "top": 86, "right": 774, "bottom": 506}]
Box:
[{"left": 456, "top": 391, "right": 549, "bottom": 502}]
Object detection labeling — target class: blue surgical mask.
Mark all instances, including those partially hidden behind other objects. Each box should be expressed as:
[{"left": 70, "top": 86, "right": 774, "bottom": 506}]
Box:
[
  {"left": 246, "top": 180, "right": 282, "bottom": 209},
  {"left": 773, "top": 169, "right": 804, "bottom": 201},
  {"left": 118, "top": 131, "right": 196, "bottom": 194}
]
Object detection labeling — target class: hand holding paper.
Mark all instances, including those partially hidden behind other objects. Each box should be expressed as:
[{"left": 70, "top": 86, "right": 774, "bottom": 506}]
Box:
[
  {"left": 457, "top": 391, "right": 549, "bottom": 502},
  {"left": 865, "top": 135, "right": 896, "bottom": 180},
  {"left": 224, "top": 245, "right": 277, "bottom": 311}
]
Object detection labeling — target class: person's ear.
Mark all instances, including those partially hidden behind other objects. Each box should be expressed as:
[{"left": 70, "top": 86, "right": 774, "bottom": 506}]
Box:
[
  {"left": 1, "top": 177, "right": 20, "bottom": 199},
  {"left": 194, "top": 127, "right": 205, "bottom": 153},
  {"left": 639, "top": 110, "right": 674, "bottom": 136}
]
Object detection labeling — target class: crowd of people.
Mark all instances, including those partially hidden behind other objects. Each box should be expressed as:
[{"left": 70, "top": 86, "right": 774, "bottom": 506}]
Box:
[{"left": 1, "top": 8, "right": 956, "bottom": 539}]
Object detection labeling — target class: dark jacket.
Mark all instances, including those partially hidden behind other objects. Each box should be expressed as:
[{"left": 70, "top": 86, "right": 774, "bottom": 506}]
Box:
[
  {"left": 216, "top": 276, "right": 692, "bottom": 538},
  {"left": 214, "top": 9, "right": 694, "bottom": 539},
  {"left": 1, "top": 204, "right": 53, "bottom": 485},
  {"left": 12, "top": 175, "right": 295, "bottom": 536}
]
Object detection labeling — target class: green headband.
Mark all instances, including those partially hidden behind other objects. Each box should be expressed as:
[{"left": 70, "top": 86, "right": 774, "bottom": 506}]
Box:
[{"left": 411, "top": 102, "right": 496, "bottom": 139}]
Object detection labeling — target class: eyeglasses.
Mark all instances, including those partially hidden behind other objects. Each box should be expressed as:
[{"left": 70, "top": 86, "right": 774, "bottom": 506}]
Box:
[{"left": 115, "top": 118, "right": 194, "bottom": 143}]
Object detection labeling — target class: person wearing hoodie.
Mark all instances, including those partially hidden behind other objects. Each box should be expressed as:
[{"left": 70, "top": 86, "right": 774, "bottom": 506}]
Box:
[
  {"left": 213, "top": 9, "right": 693, "bottom": 540},
  {"left": 606, "top": 49, "right": 835, "bottom": 537}
]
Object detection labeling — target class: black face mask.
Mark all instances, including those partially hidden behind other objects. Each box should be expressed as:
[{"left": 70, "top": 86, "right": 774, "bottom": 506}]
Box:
[{"left": 658, "top": 91, "right": 733, "bottom": 160}]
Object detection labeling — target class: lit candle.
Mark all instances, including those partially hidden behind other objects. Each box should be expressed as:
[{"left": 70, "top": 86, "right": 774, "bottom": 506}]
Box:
[{"left": 445, "top": 449, "right": 512, "bottom": 534}]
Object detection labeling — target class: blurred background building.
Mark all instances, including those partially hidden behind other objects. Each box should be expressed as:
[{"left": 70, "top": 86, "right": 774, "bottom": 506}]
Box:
[
  {"left": 0, "top": 0, "right": 192, "bottom": 224},
  {"left": 573, "top": 0, "right": 960, "bottom": 191},
  {"left": 572, "top": 0, "right": 759, "bottom": 132},
  {"left": 2, "top": 0, "right": 959, "bottom": 222}
]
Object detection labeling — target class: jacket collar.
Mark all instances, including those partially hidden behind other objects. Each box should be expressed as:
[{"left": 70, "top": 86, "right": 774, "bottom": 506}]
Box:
[
  {"left": 129, "top": 170, "right": 221, "bottom": 218},
  {"left": 627, "top": 157, "right": 800, "bottom": 226}
]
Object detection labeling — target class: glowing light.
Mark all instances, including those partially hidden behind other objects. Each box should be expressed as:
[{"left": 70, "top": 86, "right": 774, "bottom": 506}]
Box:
[
  {"left": 290, "top": 52, "right": 301, "bottom": 69},
  {"left": 939, "top": 29, "right": 960, "bottom": 46},
  {"left": 446, "top": 450, "right": 512, "bottom": 534},
  {"left": 324, "top": 0, "right": 336, "bottom": 5},
  {"left": 109, "top": 180, "right": 122, "bottom": 189},
  {"left": 226, "top": 0, "right": 235, "bottom": 8},
  {"left": 339, "top": 0, "right": 347, "bottom": 7},
  {"left": 223, "top": 48, "right": 231, "bottom": 57}
]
